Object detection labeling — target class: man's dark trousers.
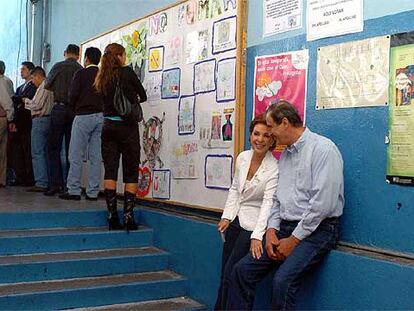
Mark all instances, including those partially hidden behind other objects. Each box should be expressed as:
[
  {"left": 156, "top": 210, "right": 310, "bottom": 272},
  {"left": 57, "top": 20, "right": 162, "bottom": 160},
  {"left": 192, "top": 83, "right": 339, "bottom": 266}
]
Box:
[{"left": 226, "top": 218, "right": 339, "bottom": 310}]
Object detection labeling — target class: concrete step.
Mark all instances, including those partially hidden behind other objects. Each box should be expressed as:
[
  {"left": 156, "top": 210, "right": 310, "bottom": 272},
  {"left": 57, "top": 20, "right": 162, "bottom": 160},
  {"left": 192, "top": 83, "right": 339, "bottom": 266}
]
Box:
[
  {"left": 70, "top": 296, "right": 205, "bottom": 310},
  {"left": 0, "top": 271, "right": 188, "bottom": 310},
  {"left": 0, "top": 226, "right": 153, "bottom": 255},
  {"left": 0, "top": 247, "right": 169, "bottom": 283}
]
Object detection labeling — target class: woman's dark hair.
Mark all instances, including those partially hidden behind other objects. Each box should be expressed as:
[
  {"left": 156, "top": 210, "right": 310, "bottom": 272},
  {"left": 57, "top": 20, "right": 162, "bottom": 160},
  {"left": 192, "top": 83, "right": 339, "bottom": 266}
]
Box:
[
  {"left": 85, "top": 47, "right": 101, "bottom": 65},
  {"left": 94, "top": 43, "right": 124, "bottom": 94},
  {"left": 266, "top": 100, "right": 302, "bottom": 127},
  {"left": 249, "top": 114, "right": 277, "bottom": 150}
]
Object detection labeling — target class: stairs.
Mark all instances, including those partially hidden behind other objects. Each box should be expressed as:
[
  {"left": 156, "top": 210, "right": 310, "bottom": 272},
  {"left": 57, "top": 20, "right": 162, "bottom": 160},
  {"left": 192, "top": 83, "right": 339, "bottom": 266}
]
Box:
[{"left": 0, "top": 210, "right": 204, "bottom": 310}]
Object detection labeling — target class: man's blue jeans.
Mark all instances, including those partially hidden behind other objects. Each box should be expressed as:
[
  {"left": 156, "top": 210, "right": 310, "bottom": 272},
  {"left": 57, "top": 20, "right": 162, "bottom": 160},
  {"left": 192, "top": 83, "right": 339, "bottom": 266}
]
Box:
[
  {"left": 31, "top": 116, "right": 51, "bottom": 188},
  {"left": 67, "top": 113, "right": 103, "bottom": 197},
  {"left": 226, "top": 218, "right": 339, "bottom": 310}
]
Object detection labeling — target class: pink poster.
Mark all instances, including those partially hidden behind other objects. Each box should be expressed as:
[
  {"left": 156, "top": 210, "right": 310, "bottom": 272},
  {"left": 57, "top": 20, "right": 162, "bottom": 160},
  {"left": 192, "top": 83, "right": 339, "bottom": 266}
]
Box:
[{"left": 253, "top": 50, "right": 308, "bottom": 122}]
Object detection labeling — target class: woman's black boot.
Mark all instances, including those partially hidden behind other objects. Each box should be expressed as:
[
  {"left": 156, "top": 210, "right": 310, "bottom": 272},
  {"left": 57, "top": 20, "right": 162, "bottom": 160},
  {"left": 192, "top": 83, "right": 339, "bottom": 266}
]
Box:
[
  {"left": 105, "top": 189, "right": 123, "bottom": 230},
  {"left": 124, "top": 191, "right": 138, "bottom": 231}
]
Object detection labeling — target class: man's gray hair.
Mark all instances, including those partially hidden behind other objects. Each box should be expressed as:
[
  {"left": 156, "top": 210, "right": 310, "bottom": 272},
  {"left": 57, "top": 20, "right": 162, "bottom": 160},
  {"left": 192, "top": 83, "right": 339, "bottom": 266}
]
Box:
[{"left": 266, "top": 100, "right": 303, "bottom": 127}]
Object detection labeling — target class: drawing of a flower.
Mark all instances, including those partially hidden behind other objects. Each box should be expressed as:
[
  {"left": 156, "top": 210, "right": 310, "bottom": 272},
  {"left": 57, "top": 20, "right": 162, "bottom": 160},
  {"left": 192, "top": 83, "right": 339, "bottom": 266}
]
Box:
[{"left": 122, "top": 23, "right": 148, "bottom": 78}]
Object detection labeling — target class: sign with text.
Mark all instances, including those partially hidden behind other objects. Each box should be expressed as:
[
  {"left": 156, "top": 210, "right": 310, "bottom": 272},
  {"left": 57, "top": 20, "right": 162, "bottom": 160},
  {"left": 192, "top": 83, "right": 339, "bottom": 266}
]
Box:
[
  {"left": 263, "top": 0, "right": 302, "bottom": 37},
  {"left": 307, "top": 0, "right": 363, "bottom": 41}
]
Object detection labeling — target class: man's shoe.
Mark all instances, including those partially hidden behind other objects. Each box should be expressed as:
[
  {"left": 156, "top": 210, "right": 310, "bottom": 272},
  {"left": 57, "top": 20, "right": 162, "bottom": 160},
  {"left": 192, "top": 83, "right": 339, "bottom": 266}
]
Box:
[
  {"left": 59, "top": 192, "right": 81, "bottom": 201},
  {"left": 85, "top": 195, "right": 98, "bottom": 201},
  {"left": 27, "top": 186, "right": 48, "bottom": 193},
  {"left": 44, "top": 187, "right": 63, "bottom": 196}
]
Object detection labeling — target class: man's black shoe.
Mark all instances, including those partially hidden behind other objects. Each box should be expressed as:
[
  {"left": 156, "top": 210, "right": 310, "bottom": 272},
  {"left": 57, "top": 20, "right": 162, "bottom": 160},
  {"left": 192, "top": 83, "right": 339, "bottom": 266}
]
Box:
[
  {"left": 85, "top": 194, "right": 98, "bottom": 201},
  {"left": 59, "top": 192, "right": 81, "bottom": 201},
  {"left": 44, "top": 187, "right": 63, "bottom": 196}
]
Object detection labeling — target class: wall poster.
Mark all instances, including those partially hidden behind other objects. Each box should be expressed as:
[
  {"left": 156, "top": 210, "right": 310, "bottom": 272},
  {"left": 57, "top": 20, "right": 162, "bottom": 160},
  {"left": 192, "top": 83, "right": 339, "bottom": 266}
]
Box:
[
  {"left": 387, "top": 32, "right": 414, "bottom": 186},
  {"left": 317, "top": 36, "right": 390, "bottom": 109},
  {"left": 263, "top": 0, "right": 302, "bottom": 37}
]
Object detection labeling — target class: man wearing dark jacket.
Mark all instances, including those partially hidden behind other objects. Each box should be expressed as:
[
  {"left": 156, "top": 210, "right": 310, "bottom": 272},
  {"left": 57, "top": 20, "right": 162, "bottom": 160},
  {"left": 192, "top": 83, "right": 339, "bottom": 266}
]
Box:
[
  {"left": 10, "top": 61, "right": 37, "bottom": 186},
  {"left": 44, "top": 44, "right": 83, "bottom": 196},
  {"left": 59, "top": 47, "right": 103, "bottom": 201}
]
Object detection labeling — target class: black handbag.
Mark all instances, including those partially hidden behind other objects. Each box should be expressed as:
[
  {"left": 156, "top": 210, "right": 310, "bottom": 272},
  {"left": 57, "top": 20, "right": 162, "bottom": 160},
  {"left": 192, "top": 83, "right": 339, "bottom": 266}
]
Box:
[{"left": 113, "top": 76, "right": 143, "bottom": 123}]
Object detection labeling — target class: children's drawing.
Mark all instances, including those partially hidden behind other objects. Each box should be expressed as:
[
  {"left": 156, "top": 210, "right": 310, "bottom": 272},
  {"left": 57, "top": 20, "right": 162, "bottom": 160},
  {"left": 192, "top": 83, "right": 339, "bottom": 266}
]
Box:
[
  {"left": 152, "top": 169, "right": 171, "bottom": 199},
  {"left": 205, "top": 154, "right": 233, "bottom": 190},
  {"left": 185, "top": 31, "right": 199, "bottom": 64},
  {"left": 149, "top": 12, "right": 168, "bottom": 36},
  {"left": 161, "top": 68, "right": 180, "bottom": 99},
  {"left": 211, "top": 111, "right": 222, "bottom": 140},
  {"left": 171, "top": 141, "right": 199, "bottom": 179},
  {"left": 198, "top": 0, "right": 210, "bottom": 21},
  {"left": 122, "top": 24, "right": 148, "bottom": 80},
  {"left": 217, "top": 57, "right": 236, "bottom": 102},
  {"left": 142, "top": 113, "right": 166, "bottom": 169},
  {"left": 178, "top": 4, "right": 186, "bottom": 26},
  {"left": 137, "top": 166, "right": 152, "bottom": 197},
  {"left": 178, "top": 95, "right": 195, "bottom": 135},
  {"left": 194, "top": 59, "right": 216, "bottom": 94},
  {"left": 144, "top": 73, "right": 162, "bottom": 101},
  {"left": 212, "top": 16, "right": 237, "bottom": 54},
  {"left": 224, "top": 0, "right": 237, "bottom": 11},
  {"left": 209, "top": 0, "right": 224, "bottom": 18},
  {"left": 222, "top": 108, "right": 234, "bottom": 141},
  {"left": 186, "top": 1, "right": 197, "bottom": 24},
  {"left": 198, "top": 29, "right": 209, "bottom": 61},
  {"left": 166, "top": 36, "right": 182, "bottom": 66},
  {"left": 148, "top": 46, "right": 165, "bottom": 72}
]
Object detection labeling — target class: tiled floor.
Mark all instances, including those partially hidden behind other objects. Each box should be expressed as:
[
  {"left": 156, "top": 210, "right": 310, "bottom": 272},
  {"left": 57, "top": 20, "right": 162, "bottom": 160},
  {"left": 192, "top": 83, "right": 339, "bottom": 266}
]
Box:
[{"left": 0, "top": 186, "right": 106, "bottom": 212}]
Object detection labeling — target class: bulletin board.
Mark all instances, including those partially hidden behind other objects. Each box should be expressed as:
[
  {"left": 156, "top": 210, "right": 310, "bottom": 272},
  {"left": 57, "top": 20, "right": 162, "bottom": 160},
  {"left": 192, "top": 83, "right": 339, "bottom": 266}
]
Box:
[{"left": 81, "top": 0, "right": 247, "bottom": 211}]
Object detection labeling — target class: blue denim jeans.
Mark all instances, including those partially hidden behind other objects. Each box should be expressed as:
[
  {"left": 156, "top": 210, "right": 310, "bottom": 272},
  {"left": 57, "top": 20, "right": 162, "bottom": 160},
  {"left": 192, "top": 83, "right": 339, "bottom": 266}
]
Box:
[
  {"left": 67, "top": 113, "right": 103, "bottom": 197},
  {"left": 226, "top": 218, "right": 339, "bottom": 310},
  {"left": 31, "top": 116, "right": 51, "bottom": 188}
]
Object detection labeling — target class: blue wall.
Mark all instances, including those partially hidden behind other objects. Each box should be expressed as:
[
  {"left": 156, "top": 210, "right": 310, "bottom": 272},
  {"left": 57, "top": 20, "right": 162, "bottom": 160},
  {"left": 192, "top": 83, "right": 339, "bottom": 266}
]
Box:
[
  {"left": 0, "top": 0, "right": 28, "bottom": 86},
  {"left": 139, "top": 208, "right": 414, "bottom": 309},
  {"left": 245, "top": 5, "right": 414, "bottom": 256}
]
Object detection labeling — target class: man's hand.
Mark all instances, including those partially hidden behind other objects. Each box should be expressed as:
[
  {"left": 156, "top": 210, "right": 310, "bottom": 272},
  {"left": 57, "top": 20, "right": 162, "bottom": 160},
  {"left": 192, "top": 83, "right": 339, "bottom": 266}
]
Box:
[
  {"left": 277, "top": 235, "right": 300, "bottom": 259},
  {"left": 265, "top": 228, "right": 283, "bottom": 260},
  {"left": 217, "top": 219, "right": 230, "bottom": 233},
  {"left": 8, "top": 123, "right": 17, "bottom": 132},
  {"left": 250, "top": 239, "right": 263, "bottom": 259}
]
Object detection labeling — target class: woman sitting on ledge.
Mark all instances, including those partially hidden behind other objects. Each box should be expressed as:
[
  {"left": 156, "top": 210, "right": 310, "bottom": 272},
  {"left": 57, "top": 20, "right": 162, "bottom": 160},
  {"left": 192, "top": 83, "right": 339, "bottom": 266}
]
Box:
[{"left": 214, "top": 114, "right": 279, "bottom": 310}]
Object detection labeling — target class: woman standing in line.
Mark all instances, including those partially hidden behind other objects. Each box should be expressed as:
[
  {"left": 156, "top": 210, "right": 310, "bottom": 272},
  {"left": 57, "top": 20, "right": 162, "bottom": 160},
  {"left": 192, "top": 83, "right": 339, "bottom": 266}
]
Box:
[
  {"left": 215, "top": 115, "right": 279, "bottom": 310},
  {"left": 94, "top": 43, "right": 147, "bottom": 231}
]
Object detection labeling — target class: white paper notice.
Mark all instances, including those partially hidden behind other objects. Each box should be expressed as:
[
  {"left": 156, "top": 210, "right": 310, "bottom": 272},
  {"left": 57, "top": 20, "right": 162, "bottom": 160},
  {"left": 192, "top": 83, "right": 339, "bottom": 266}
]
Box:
[
  {"left": 263, "top": 0, "right": 302, "bottom": 37},
  {"left": 307, "top": 0, "right": 363, "bottom": 41}
]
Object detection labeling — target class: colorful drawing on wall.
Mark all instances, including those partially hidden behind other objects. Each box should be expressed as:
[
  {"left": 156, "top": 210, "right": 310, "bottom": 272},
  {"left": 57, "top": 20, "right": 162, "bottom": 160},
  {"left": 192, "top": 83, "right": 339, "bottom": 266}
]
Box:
[
  {"left": 186, "top": 0, "right": 197, "bottom": 24},
  {"left": 222, "top": 108, "right": 234, "bottom": 141},
  {"left": 149, "top": 12, "right": 168, "bottom": 36},
  {"left": 217, "top": 57, "right": 236, "bottom": 102},
  {"left": 142, "top": 113, "right": 166, "bottom": 169},
  {"left": 152, "top": 169, "right": 171, "bottom": 199},
  {"left": 148, "top": 46, "right": 165, "bottom": 72},
  {"left": 211, "top": 111, "right": 221, "bottom": 140},
  {"left": 137, "top": 166, "right": 152, "bottom": 197},
  {"left": 194, "top": 59, "right": 216, "bottom": 94},
  {"left": 224, "top": 0, "right": 237, "bottom": 11},
  {"left": 185, "top": 31, "right": 199, "bottom": 64},
  {"left": 161, "top": 68, "right": 180, "bottom": 99},
  {"left": 178, "top": 95, "right": 195, "bottom": 135},
  {"left": 212, "top": 16, "right": 237, "bottom": 54},
  {"left": 166, "top": 36, "right": 182, "bottom": 66},
  {"left": 178, "top": 4, "right": 186, "bottom": 26},
  {"left": 198, "top": 0, "right": 210, "bottom": 21},
  {"left": 209, "top": 0, "right": 225, "bottom": 18},
  {"left": 171, "top": 141, "right": 199, "bottom": 179},
  {"left": 198, "top": 29, "right": 210, "bottom": 61},
  {"left": 204, "top": 154, "right": 233, "bottom": 190},
  {"left": 254, "top": 50, "right": 308, "bottom": 120},
  {"left": 144, "top": 73, "right": 162, "bottom": 101},
  {"left": 122, "top": 24, "right": 148, "bottom": 80}
]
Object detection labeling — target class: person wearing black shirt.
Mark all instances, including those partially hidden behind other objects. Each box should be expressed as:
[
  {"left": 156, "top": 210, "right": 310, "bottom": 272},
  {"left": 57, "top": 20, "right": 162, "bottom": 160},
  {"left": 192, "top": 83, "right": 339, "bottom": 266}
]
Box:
[
  {"left": 44, "top": 44, "right": 83, "bottom": 196},
  {"left": 94, "top": 43, "right": 147, "bottom": 231},
  {"left": 59, "top": 47, "right": 103, "bottom": 201},
  {"left": 9, "top": 61, "right": 37, "bottom": 186}
]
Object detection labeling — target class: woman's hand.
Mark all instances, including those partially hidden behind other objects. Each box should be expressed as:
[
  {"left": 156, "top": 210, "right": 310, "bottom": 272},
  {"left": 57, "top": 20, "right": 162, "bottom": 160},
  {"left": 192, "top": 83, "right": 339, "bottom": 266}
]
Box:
[
  {"left": 217, "top": 219, "right": 230, "bottom": 233},
  {"left": 250, "top": 239, "right": 263, "bottom": 259}
]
